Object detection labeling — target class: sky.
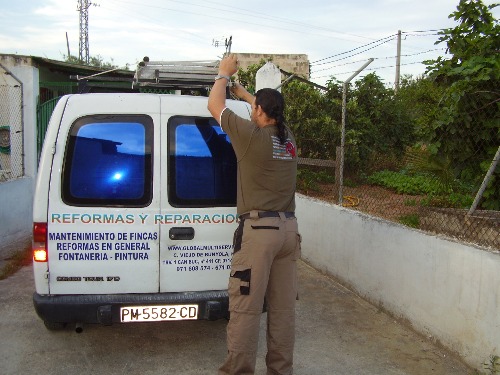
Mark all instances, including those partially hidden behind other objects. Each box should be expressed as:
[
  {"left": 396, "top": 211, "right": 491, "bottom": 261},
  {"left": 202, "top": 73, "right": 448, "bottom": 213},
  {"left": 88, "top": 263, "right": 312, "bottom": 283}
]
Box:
[{"left": 0, "top": 0, "right": 498, "bottom": 87}]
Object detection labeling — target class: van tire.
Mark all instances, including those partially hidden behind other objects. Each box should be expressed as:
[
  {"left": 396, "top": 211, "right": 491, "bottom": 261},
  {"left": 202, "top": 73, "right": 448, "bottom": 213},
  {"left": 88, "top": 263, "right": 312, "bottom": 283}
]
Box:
[{"left": 43, "top": 321, "right": 67, "bottom": 331}]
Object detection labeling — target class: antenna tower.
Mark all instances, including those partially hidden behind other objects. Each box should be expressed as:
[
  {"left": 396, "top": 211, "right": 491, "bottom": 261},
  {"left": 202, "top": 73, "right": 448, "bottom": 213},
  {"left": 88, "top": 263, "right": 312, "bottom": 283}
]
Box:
[{"left": 77, "top": 0, "right": 91, "bottom": 64}]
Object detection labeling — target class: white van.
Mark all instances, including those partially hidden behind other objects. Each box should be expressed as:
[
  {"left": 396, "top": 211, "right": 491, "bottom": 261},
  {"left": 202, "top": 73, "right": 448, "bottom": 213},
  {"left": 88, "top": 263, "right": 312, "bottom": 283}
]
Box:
[{"left": 32, "top": 93, "right": 250, "bottom": 330}]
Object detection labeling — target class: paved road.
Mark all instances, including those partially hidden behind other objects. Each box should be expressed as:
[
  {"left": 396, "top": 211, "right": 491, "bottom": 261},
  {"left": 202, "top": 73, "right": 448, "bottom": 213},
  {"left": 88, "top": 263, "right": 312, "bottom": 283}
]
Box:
[{"left": 0, "top": 261, "right": 471, "bottom": 375}]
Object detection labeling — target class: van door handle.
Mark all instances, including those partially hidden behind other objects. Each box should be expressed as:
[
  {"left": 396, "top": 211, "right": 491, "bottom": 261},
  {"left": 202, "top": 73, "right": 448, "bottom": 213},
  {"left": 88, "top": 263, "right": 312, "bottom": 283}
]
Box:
[{"left": 169, "top": 227, "right": 195, "bottom": 240}]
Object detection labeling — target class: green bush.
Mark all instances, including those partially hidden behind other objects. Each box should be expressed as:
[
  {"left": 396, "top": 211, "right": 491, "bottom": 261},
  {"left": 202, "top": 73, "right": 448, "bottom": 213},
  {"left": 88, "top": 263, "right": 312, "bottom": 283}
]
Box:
[
  {"left": 398, "top": 214, "right": 420, "bottom": 228},
  {"left": 367, "top": 170, "right": 444, "bottom": 195},
  {"left": 369, "top": 170, "right": 474, "bottom": 209},
  {"left": 297, "top": 168, "right": 335, "bottom": 192}
]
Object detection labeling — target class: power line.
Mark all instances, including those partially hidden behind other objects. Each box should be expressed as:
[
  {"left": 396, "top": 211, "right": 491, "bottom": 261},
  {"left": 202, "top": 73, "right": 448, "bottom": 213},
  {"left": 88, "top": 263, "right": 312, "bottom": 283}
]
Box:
[
  {"left": 311, "top": 29, "right": 447, "bottom": 67},
  {"left": 100, "top": 2, "right": 207, "bottom": 42},
  {"left": 183, "top": 0, "right": 374, "bottom": 42},
  {"left": 402, "top": 29, "right": 445, "bottom": 33},
  {"left": 106, "top": 0, "right": 373, "bottom": 44},
  {"left": 312, "top": 48, "right": 447, "bottom": 73},
  {"left": 168, "top": 0, "right": 371, "bottom": 40},
  {"left": 311, "top": 44, "right": 450, "bottom": 80},
  {"left": 311, "top": 61, "right": 427, "bottom": 80},
  {"left": 311, "top": 35, "right": 397, "bottom": 66},
  {"left": 309, "top": 27, "right": 451, "bottom": 85}
]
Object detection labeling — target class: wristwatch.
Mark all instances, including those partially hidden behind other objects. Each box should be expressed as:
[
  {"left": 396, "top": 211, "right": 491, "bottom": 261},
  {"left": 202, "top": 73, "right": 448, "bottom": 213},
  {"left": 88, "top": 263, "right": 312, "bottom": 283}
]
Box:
[{"left": 214, "top": 74, "right": 231, "bottom": 82}]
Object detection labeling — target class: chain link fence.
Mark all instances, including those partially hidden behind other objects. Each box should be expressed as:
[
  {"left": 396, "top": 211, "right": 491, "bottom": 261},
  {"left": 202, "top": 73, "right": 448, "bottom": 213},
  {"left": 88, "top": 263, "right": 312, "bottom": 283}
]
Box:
[
  {"left": 0, "top": 64, "right": 23, "bottom": 182},
  {"left": 293, "top": 79, "right": 499, "bottom": 251}
]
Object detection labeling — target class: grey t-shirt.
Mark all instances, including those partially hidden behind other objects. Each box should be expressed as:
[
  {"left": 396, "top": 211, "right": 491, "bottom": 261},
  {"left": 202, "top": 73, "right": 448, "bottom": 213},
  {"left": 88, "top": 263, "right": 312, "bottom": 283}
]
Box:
[{"left": 221, "top": 108, "right": 297, "bottom": 215}]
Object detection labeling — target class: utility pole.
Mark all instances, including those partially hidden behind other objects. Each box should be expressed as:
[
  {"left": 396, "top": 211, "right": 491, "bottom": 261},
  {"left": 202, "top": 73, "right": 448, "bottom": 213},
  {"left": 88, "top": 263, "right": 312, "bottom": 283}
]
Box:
[
  {"left": 77, "top": 0, "right": 91, "bottom": 64},
  {"left": 395, "top": 30, "right": 402, "bottom": 93},
  {"left": 66, "top": 32, "right": 71, "bottom": 59}
]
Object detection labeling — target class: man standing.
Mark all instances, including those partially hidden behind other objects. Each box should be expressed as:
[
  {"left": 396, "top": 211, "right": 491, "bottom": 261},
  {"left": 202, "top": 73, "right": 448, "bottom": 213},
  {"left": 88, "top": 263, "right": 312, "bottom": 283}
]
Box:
[{"left": 208, "top": 54, "right": 301, "bottom": 375}]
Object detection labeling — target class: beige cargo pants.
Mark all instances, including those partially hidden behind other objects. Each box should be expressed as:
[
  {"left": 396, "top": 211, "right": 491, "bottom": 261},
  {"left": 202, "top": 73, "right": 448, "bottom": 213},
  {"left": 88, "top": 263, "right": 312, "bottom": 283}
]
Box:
[{"left": 219, "top": 211, "right": 301, "bottom": 375}]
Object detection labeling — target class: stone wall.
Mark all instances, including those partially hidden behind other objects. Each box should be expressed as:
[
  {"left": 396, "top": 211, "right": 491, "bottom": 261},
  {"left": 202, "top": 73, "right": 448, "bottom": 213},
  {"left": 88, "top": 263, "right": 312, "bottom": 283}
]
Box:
[{"left": 234, "top": 53, "right": 309, "bottom": 79}]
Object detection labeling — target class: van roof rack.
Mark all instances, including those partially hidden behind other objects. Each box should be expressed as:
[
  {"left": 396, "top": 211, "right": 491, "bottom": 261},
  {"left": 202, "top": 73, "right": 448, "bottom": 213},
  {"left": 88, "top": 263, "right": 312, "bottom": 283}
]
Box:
[{"left": 132, "top": 57, "right": 220, "bottom": 90}]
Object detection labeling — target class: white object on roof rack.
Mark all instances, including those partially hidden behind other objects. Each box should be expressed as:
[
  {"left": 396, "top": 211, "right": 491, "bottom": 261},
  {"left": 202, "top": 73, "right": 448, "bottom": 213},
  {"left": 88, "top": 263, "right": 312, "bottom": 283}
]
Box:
[{"left": 133, "top": 57, "right": 220, "bottom": 89}]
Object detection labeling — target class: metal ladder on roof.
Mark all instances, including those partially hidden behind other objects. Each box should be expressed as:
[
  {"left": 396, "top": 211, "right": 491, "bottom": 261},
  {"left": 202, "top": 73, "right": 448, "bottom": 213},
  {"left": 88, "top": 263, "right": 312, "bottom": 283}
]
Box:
[{"left": 133, "top": 57, "right": 219, "bottom": 90}]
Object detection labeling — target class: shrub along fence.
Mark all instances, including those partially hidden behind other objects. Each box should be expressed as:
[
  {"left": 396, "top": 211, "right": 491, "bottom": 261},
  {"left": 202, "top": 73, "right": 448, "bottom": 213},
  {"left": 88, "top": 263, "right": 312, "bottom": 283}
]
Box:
[
  {"left": 289, "top": 76, "right": 499, "bottom": 251},
  {"left": 283, "top": 0, "right": 499, "bottom": 250}
]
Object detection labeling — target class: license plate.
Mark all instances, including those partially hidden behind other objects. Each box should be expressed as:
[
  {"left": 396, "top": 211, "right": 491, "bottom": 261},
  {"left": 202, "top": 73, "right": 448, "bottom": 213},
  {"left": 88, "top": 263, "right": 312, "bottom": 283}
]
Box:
[{"left": 120, "top": 304, "right": 198, "bottom": 322}]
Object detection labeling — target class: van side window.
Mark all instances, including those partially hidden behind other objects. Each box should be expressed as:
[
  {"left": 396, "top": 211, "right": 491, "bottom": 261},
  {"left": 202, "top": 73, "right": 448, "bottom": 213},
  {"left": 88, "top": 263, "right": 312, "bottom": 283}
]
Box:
[
  {"left": 168, "top": 116, "right": 236, "bottom": 207},
  {"left": 62, "top": 115, "right": 153, "bottom": 206}
]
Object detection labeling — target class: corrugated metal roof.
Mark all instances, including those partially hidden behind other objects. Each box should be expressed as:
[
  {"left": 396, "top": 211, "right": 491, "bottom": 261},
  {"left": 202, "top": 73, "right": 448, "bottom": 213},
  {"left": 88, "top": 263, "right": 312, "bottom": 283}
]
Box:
[{"left": 30, "top": 56, "right": 134, "bottom": 77}]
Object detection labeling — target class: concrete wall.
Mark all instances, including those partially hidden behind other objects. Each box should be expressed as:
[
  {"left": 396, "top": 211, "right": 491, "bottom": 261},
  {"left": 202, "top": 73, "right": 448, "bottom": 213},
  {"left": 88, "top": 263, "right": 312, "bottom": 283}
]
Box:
[
  {"left": 296, "top": 194, "right": 500, "bottom": 371},
  {"left": 0, "top": 178, "right": 34, "bottom": 256},
  {"left": 235, "top": 53, "right": 310, "bottom": 78},
  {"left": 0, "top": 55, "right": 39, "bottom": 258}
]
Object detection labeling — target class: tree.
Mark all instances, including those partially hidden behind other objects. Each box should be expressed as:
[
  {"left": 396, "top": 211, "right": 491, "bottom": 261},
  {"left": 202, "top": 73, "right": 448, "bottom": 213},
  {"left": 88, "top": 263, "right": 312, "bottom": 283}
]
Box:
[
  {"left": 63, "top": 54, "right": 124, "bottom": 70},
  {"left": 236, "top": 59, "right": 268, "bottom": 94},
  {"left": 425, "top": 0, "right": 500, "bottom": 209},
  {"left": 397, "top": 75, "right": 446, "bottom": 142},
  {"left": 282, "top": 80, "right": 338, "bottom": 159},
  {"left": 236, "top": 60, "right": 339, "bottom": 159},
  {"left": 347, "top": 73, "right": 414, "bottom": 172}
]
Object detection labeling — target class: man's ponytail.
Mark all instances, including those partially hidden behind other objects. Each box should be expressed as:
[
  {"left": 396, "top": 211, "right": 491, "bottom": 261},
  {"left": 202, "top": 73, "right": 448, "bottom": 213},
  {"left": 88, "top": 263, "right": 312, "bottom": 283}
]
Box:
[{"left": 255, "top": 88, "right": 288, "bottom": 145}]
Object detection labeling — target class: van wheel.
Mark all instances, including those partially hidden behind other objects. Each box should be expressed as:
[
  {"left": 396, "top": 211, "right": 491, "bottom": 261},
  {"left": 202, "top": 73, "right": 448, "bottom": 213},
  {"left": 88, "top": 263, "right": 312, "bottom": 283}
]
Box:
[{"left": 43, "top": 321, "right": 67, "bottom": 331}]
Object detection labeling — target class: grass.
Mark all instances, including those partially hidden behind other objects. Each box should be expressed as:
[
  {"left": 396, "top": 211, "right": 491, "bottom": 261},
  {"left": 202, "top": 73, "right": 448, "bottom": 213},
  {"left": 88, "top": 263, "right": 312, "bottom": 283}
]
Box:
[
  {"left": 404, "top": 198, "right": 417, "bottom": 206},
  {"left": 398, "top": 214, "right": 420, "bottom": 228},
  {"left": 0, "top": 246, "right": 32, "bottom": 280},
  {"left": 297, "top": 168, "right": 335, "bottom": 193},
  {"left": 471, "top": 355, "right": 500, "bottom": 375},
  {"left": 368, "top": 170, "right": 474, "bottom": 209}
]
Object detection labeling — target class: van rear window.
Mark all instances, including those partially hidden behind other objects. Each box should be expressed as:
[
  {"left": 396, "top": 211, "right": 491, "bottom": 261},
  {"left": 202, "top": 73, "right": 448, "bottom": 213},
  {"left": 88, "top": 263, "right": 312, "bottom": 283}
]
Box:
[
  {"left": 168, "top": 117, "right": 236, "bottom": 207},
  {"left": 62, "top": 115, "right": 153, "bottom": 206}
]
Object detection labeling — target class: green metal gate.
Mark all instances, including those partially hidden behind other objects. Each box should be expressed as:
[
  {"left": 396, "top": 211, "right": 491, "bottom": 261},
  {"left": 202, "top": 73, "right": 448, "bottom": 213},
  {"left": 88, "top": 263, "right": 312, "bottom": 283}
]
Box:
[
  {"left": 36, "top": 96, "right": 62, "bottom": 162},
  {"left": 36, "top": 81, "right": 78, "bottom": 162}
]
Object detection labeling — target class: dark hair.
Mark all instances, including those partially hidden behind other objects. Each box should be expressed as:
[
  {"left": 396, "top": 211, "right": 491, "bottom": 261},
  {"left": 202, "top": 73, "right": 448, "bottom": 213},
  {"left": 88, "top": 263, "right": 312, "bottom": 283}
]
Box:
[{"left": 255, "top": 88, "right": 287, "bottom": 144}]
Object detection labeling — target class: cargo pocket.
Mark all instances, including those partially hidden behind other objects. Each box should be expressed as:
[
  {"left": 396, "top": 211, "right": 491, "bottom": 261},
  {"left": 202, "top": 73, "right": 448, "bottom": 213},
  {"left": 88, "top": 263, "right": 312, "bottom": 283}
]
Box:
[
  {"left": 229, "top": 265, "right": 252, "bottom": 296},
  {"left": 232, "top": 221, "right": 244, "bottom": 253},
  {"left": 251, "top": 225, "right": 279, "bottom": 230}
]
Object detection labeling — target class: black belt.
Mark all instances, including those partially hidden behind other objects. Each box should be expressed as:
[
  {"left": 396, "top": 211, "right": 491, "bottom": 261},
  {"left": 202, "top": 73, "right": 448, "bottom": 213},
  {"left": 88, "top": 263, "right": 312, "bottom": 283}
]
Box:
[{"left": 239, "top": 211, "right": 295, "bottom": 220}]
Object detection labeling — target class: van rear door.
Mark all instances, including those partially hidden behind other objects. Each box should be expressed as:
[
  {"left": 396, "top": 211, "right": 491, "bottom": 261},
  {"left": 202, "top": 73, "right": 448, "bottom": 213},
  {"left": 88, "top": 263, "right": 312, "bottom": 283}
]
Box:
[
  {"left": 46, "top": 94, "right": 161, "bottom": 294},
  {"left": 159, "top": 96, "right": 250, "bottom": 292}
]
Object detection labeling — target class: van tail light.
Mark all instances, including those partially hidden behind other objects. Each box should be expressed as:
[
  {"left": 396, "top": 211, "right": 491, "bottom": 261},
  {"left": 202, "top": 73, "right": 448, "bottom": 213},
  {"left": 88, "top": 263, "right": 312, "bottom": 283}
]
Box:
[{"left": 33, "top": 222, "right": 48, "bottom": 262}]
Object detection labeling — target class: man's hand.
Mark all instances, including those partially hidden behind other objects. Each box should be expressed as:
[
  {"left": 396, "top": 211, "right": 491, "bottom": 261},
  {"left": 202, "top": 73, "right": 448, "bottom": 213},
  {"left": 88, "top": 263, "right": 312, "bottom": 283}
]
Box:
[
  {"left": 219, "top": 54, "right": 239, "bottom": 77},
  {"left": 231, "top": 82, "right": 255, "bottom": 105}
]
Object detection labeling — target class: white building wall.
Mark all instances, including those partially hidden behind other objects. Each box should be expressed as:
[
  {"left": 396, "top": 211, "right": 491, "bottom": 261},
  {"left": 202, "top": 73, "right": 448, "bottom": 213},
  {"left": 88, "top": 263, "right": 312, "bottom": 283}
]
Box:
[
  {"left": 0, "top": 56, "right": 38, "bottom": 257},
  {"left": 296, "top": 194, "right": 500, "bottom": 371}
]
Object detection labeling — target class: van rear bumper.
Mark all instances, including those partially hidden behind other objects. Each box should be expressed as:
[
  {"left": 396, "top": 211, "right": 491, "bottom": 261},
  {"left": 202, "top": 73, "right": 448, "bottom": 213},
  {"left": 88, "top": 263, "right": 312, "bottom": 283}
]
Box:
[{"left": 33, "top": 290, "right": 229, "bottom": 325}]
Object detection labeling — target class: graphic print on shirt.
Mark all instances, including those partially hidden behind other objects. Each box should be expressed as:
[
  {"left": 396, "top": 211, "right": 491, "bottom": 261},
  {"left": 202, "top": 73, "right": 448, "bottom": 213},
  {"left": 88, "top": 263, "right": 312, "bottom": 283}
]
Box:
[{"left": 272, "top": 136, "right": 296, "bottom": 160}]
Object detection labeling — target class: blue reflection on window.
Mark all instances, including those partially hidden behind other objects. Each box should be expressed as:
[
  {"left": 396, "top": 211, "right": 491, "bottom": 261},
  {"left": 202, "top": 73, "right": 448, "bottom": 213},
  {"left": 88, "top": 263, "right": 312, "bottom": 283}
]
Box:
[
  {"left": 170, "top": 118, "right": 236, "bottom": 206},
  {"left": 68, "top": 122, "right": 147, "bottom": 201}
]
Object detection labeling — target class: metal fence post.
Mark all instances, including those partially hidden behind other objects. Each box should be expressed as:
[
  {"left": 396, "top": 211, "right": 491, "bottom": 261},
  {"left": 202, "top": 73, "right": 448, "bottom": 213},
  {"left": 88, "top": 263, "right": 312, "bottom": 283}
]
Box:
[
  {"left": 468, "top": 145, "right": 500, "bottom": 216},
  {"left": 338, "top": 59, "right": 374, "bottom": 206}
]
